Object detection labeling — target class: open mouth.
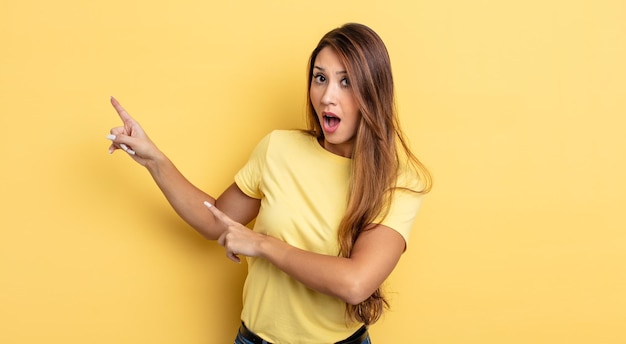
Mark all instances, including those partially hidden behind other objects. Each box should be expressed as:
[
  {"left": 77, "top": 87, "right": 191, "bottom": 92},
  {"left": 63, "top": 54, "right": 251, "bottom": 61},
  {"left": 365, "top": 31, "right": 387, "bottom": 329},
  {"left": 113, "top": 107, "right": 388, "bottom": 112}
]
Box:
[{"left": 323, "top": 114, "right": 341, "bottom": 132}]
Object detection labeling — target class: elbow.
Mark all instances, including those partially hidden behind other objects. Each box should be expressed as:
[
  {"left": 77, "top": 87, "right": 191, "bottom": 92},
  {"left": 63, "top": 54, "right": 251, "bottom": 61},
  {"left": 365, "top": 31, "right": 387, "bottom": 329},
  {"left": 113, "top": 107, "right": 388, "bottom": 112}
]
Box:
[
  {"left": 341, "top": 277, "right": 378, "bottom": 306},
  {"left": 200, "top": 232, "right": 219, "bottom": 241},
  {"left": 345, "top": 295, "right": 368, "bottom": 306}
]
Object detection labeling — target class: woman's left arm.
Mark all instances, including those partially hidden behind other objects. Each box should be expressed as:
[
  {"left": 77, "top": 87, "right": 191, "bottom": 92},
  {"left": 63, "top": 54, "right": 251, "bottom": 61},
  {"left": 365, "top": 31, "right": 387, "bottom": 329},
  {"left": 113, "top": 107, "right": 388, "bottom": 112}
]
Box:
[{"left": 205, "top": 202, "right": 405, "bottom": 305}]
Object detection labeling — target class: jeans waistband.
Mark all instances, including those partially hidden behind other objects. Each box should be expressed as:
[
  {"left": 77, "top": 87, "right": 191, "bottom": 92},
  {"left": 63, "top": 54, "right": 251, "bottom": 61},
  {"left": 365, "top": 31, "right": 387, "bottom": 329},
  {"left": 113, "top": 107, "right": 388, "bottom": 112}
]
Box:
[{"left": 239, "top": 322, "right": 369, "bottom": 344}]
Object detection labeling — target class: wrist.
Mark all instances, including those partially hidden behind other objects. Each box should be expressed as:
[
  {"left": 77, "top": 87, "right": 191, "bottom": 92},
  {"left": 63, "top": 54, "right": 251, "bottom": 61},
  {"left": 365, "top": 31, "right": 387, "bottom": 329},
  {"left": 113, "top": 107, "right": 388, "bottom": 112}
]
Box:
[
  {"left": 258, "top": 234, "right": 288, "bottom": 262},
  {"left": 145, "top": 150, "right": 169, "bottom": 175}
]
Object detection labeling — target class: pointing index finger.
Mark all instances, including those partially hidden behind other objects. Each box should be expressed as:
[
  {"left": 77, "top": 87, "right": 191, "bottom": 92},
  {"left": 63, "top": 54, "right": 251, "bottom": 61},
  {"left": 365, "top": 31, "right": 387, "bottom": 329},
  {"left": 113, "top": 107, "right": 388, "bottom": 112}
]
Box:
[
  {"left": 110, "top": 96, "right": 133, "bottom": 123},
  {"left": 203, "top": 201, "right": 235, "bottom": 225}
]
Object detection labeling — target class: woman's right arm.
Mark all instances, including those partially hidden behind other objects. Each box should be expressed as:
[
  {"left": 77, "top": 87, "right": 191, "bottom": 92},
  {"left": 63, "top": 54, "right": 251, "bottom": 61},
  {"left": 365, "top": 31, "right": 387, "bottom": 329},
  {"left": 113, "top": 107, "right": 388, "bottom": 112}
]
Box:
[{"left": 106, "top": 97, "right": 260, "bottom": 240}]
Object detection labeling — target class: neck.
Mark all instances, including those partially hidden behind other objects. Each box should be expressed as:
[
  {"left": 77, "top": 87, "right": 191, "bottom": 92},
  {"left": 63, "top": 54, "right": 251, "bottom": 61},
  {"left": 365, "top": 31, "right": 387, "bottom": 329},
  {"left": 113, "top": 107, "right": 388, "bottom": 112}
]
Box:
[{"left": 322, "top": 138, "right": 353, "bottom": 158}]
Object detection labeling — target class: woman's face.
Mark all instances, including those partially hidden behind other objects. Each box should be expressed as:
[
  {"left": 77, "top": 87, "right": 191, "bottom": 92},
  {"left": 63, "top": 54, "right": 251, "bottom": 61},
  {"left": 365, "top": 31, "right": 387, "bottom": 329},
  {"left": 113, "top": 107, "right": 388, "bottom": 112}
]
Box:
[{"left": 309, "top": 47, "right": 360, "bottom": 158}]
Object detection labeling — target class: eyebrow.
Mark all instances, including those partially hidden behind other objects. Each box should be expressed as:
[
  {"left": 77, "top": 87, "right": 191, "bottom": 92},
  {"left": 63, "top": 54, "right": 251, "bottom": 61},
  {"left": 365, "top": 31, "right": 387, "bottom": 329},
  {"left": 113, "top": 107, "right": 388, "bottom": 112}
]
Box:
[{"left": 313, "top": 66, "right": 348, "bottom": 74}]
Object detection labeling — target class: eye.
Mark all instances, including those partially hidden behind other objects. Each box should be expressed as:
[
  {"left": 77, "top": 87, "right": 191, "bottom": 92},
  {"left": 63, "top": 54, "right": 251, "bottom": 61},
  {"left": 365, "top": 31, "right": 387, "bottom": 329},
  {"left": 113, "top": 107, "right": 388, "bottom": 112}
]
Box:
[
  {"left": 313, "top": 74, "right": 326, "bottom": 84},
  {"left": 341, "top": 77, "right": 350, "bottom": 88}
]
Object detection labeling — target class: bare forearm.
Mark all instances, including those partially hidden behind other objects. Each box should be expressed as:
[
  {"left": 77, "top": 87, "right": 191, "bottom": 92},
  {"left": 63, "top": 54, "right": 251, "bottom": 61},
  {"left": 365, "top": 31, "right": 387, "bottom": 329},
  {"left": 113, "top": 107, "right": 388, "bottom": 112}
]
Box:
[
  {"left": 207, "top": 207, "right": 403, "bottom": 303},
  {"left": 259, "top": 237, "right": 374, "bottom": 305},
  {"left": 106, "top": 98, "right": 255, "bottom": 240},
  {"left": 145, "top": 153, "right": 221, "bottom": 239}
]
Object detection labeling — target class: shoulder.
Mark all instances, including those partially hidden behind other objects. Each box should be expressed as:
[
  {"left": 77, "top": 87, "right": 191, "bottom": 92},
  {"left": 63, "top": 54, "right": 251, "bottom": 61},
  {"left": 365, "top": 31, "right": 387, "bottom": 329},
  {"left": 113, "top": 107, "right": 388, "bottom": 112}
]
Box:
[
  {"left": 261, "top": 130, "right": 318, "bottom": 153},
  {"left": 265, "top": 129, "right": 314, "bottom": 144},
  {"left": 248, "top": 130, "right": 309, "bottom": 153},
  {"left": 395, "top": 163, "right": 425, "bottom": 192}
]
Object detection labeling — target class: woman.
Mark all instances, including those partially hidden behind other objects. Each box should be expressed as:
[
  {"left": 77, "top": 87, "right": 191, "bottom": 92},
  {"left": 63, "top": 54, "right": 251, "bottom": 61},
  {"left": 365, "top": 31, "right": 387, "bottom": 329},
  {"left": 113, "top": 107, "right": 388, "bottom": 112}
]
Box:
[{"left": 106, "top": 23, "right": 431, "bottom": 344}]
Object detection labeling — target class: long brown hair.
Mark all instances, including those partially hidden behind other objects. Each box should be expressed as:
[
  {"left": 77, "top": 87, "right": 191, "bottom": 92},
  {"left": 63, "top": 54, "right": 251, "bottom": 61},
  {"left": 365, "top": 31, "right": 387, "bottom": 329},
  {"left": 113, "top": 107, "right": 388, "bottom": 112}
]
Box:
[{"left": 305, "top": 23, "right": 432, "bottom": 325}]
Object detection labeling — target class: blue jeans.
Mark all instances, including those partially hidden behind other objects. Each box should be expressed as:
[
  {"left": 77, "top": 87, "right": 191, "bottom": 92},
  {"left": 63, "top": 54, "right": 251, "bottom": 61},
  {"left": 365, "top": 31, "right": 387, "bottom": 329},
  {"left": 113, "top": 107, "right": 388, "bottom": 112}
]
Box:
[{"left": 234, "top": 329, "right": 372, "bottom": 344}]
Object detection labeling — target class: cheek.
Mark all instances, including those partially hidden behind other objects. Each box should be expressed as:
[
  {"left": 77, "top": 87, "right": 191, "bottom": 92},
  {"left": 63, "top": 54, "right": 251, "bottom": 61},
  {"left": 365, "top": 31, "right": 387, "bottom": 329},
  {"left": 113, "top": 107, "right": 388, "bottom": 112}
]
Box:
[
  {"left": 309, "top": 86, "right": 321, "bottom": 105},
  {"left": 311, "top": 94, "right": 326, "bottom": 118},
  {"left": 346, "top": 99, "right": 359, "bottom": 120},
  {"left": 344, "top": 93, "right": 358, "bottom": 112}
]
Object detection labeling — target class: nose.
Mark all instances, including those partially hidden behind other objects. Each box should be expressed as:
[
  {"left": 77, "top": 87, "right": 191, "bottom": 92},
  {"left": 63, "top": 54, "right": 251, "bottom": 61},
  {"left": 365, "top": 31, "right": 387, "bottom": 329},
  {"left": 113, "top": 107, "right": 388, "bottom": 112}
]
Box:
[{"left": 321, "top": 83, "right": 338, "bottom": 106}]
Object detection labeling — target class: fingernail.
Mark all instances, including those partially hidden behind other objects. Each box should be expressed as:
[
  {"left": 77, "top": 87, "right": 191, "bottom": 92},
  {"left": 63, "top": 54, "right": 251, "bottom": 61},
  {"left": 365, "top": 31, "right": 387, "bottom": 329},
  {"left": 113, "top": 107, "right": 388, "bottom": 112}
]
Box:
[
  {"left": 203, "top": 201, "right": 212, "bottom": 208},
  {"left": 108, "top": 147, "right": 114, "bottom": 154},
  {"left": 106, "top": 134, "right": 116, "bottom": 140},
  {"left": 119, "top": 144, "right": 136, "bottom": 155}
]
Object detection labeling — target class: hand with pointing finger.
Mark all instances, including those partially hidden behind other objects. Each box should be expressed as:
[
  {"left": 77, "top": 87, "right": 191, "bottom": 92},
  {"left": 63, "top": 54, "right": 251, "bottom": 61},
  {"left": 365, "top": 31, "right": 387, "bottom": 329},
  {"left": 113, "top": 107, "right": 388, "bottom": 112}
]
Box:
[
  {"left": 204, "top": 201, "right": 269, "bottom": 263},
  {"left": 106, "top": 97, "right": 163, "bottom": 167}
]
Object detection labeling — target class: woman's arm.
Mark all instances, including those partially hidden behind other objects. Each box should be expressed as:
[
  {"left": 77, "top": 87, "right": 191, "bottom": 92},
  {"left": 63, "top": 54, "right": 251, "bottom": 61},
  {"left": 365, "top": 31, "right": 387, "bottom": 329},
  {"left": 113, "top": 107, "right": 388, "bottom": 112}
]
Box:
[
  {"left": 206, "top": 203, "right": 405, "bottom": 305},
  {"left": 263, "top": 224, "right": 405, "bottom": 305},
  {"left": 107, "top": 97, "right": 260, "bottom": 239}
]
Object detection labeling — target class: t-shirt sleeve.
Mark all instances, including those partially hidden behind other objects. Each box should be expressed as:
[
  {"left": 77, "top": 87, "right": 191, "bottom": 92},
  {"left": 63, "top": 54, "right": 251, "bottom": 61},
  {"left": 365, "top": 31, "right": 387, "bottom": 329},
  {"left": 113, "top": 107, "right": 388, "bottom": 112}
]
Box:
[
  {"left": 234, "top": 132, "right": 272, "bottom": 199},
  {"left": 375, "top": 169, "right": 426, "bottom": 249},
  {"left": 377, "top": 188, "right": 423, "bottom": 249}
]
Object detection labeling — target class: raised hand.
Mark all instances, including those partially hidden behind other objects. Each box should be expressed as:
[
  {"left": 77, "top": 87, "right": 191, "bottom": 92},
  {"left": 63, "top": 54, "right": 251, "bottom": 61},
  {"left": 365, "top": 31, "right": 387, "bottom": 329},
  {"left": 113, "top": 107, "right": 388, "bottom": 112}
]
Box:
[{"left": 106, "top": 97, "right": 161, "bottom": 166}]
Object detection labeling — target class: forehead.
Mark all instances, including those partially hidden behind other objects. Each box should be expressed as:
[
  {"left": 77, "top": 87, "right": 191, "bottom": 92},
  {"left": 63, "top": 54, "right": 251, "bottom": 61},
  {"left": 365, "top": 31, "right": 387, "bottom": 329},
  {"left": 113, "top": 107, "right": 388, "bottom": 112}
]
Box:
[{"left": 313, "top": 47, "right": 346, "bottom": 71}]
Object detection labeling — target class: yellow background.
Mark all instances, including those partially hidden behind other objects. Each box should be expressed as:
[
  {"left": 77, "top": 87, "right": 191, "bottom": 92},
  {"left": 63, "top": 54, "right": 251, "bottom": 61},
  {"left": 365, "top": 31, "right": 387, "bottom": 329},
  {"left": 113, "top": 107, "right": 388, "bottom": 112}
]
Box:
[{"left": 1, "top": 0, "right": 625, "bottom": 343}]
